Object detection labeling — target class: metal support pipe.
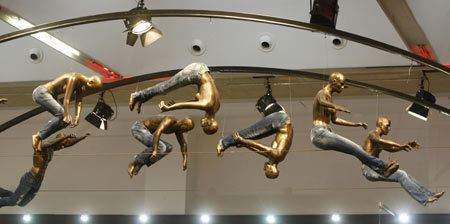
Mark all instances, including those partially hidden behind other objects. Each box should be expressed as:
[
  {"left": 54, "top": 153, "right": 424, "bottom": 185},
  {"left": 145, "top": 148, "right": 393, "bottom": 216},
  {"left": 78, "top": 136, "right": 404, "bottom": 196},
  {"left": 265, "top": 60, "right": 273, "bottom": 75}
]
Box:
[
  {"left": 1, "top": 66, "right": 449, "bottom": 132},
  {"left": 0, "top": 9, "right": 449, "bottom": 75}
]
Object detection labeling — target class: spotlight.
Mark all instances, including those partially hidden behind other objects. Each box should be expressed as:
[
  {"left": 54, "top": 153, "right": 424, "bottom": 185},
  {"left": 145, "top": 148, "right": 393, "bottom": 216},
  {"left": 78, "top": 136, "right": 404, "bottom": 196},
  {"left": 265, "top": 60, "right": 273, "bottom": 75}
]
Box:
[
  {"left": 406, "top": 75, "right": 435, "bottom": 121},
  {"left": 85, "top": 92, "right": 114, "bottom": 130},
  {"left": 266, "top": 215, "right": 276, "bottom": 223},
  {"left": 398, "top": 213, "right": 410, "bottom": 223},
  {"left": 22, "top": 214, "right": 31, "bottom": 222},
  {"left": 331, "top": 214, "right": 341, "bottom": 222},
  {"left": 139, "top": 214, "right": 149, "bottom": 223},
  {"left": 124, "top": 0, "right": 162, "bottom": 47},
  {"left": 80, "top": 214, "right": 89, "bottom": 222},
  {"left": 200, "top": 214, "right": 210, "bottom": 223},
  {"left": 310, "top": 0, "right": 339, "bottom": 28}
]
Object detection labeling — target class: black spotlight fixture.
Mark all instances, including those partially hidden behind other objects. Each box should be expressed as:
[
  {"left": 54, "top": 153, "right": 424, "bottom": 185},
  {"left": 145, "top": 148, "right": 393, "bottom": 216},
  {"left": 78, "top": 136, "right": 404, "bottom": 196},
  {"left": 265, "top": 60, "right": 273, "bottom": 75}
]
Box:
[
  {"left": 123, "top": 0, "right": 162, "bottom": 47},
  {"left": 406, "top": 74, "right": 436, "bottom": 121},
  {"left": 85, "top": 92, "right": 114, "bottom": 130},
  {"left": 310, "top": 0, "right": 339, "bottom": 29}
]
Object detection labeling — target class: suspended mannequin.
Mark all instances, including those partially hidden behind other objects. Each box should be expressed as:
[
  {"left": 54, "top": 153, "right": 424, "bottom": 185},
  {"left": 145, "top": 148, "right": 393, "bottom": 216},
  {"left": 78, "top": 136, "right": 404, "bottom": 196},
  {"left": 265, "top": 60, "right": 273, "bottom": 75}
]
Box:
[
  {"left": 217, "top": 78, "right": 293, "bottom": 179},
  {"left": 31, "top": 73, "right": 103, "bottom": 150},
  {"left": 128, "top": 115, "right": 194, "bottom": 178},
  {"left": 129, "top": 62, "right": 220, "bottom": 135},
  {"left": 310, "top": 72, "right": 398, "bottom": 177},
  {"left": 362, "top": 116, "right": 444, "bottom": 205},
  {"left": 0, "top": 133, "right": 90, "bottom": 208}
]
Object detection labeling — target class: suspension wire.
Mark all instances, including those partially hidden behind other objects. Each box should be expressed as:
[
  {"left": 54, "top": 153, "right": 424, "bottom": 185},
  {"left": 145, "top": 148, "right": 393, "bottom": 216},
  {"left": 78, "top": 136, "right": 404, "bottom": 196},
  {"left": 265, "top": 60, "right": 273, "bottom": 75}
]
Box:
[{"left": 2, "top": 146, "right": 450, "bottom": 158}]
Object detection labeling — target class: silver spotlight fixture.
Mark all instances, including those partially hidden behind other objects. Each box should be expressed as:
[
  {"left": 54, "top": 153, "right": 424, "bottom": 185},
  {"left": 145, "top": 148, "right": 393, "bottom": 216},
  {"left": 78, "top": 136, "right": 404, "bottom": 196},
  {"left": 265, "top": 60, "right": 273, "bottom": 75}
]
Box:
[{"left": 124, "top": 0, "right": 162, "bottom": 47}]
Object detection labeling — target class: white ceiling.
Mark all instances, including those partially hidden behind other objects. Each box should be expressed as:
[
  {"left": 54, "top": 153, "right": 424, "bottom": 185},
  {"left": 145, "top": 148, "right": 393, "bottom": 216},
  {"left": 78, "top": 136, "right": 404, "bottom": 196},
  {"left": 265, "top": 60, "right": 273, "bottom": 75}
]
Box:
[{"left": 1, "top": 0, "right": 448, "bottom": 83}]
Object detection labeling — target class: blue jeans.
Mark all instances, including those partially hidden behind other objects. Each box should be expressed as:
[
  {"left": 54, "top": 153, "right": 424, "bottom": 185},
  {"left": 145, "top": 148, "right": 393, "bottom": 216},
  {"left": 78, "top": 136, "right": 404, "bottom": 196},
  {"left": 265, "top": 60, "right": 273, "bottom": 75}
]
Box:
[
  {"left": 0, "top": 172, "right": 41, "bottom": 207},
  {"left": 311, "top": 125, "right": 386, "bottom": 176},
  {"left": 133, "top": 62, "right": 209, "bottom": 103},
  {"left": 362, "top": 166, "right": 434, "bottom": 206},
  {"left": 220, "top": 111, "right": 290, "bottom": 151},
  {"left": 131, "top": 122, "right": 173, "bottom": 167},
  {"left": 32, "top": 85, "right": 65, "bottom": 139}
]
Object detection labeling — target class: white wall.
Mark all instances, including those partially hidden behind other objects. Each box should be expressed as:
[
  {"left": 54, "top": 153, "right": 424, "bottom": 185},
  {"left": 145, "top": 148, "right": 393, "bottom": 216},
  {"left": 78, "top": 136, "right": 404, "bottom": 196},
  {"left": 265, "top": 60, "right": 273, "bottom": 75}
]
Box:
[{"left": 0, "top": 94, "right": 449, "bottom": 215}]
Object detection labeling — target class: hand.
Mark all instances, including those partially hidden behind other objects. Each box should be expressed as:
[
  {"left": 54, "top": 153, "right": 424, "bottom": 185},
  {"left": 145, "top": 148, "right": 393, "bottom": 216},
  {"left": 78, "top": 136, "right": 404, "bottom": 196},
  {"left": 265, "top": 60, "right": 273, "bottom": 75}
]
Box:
[
  {"left": 0, "top": 98, "right": 7, "bottom": 104},
  {"left": 408, "top": 140, "right": 420, "bottom": 150},
  {"left": 150, "top": 151, "right": 158, "bottom": 162},
  {"left": 402, "top": 144, "right": 413, "bottom": 152},
  {"left": 63, "top": 115, "right": 72, "bottom": 127},
  {"left": 68, "top": 134, "right": 76, "bottom": 138},
  {"left": 183, "top": 158, "right": 187, "bottom": 171},
  {"left": 233, "top": 132, "right": 244, "bottom": 142},
  {"left": 84, "top": 133, "right": 91, "bottom": 137},
  {"left": 359, "top": 122, "right": 368, "bottom": 129},
  {"left": 159, "top": 101, "right": 169, "bottom": 112}
]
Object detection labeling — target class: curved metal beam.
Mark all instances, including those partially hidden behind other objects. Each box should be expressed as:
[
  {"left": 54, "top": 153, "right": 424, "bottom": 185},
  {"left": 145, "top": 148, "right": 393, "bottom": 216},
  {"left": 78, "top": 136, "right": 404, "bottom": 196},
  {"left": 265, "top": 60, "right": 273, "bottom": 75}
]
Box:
[
  {"left": 0, "top": 9, "right": 449, "bottom": 76},
  {"left": 1, "top": 66, "right": 449, "bottom": 133}
]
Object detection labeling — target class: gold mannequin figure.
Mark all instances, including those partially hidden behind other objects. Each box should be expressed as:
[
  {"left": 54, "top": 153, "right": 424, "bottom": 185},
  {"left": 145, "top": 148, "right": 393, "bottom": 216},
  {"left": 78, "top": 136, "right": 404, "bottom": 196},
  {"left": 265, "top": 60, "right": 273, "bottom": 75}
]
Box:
[
  {"left": 233, "top": 120, "right": 293, "bottom": 179},
  {"left": 129, "top": 63, "right": 220, "bottom": 134},
  {"left": 217, "top": 93, "right": 292, "bottom": 178},
  {"left": 310, "top": 72, "right": 399, "bottom": 177},
  {"left": 0, "top": 98, "right": 7, "bottom": 104},
  {"left": 128, "top": 115, "right": 195, "bottom": 178},
  {"left": 362, "top": 117, "right": 444, "bottom": 205},
  {"left": 0, "top": 133, "right": 90, "bottom": 207},
  {"left": 31, "top": 73, "right": 102, "bottom": 151}
]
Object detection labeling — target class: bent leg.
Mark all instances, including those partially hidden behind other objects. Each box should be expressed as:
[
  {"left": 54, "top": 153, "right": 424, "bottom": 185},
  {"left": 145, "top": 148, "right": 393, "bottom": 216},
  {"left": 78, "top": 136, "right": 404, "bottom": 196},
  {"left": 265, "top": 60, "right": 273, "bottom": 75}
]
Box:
[
  {"left": 0, "top": 173, "right": 34, "bottom": 207},
  {"left": 33, "top": 86, "right": 65, "bottom": 139},
  {"left": 362, "top": 166, "right": 433, "bottom": 205},
  {"left": 311, "top": 126, "right": 386, "bottom": 175},
  {"left": 221, "top": 112, "right": 289, "bottom": 151},
  {"left": 133, "top": 62, "right": 208, "bottom": 103}
]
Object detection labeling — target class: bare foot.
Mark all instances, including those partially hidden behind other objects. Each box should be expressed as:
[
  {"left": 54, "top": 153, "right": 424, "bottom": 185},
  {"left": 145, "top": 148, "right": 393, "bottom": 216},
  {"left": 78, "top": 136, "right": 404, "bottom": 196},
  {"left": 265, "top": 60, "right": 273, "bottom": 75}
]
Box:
[
  {"left": 127, "top": 162, "right": 142, "bottom": 178},
  {"left": 434, "top": 191, "right": 445, "bottom": 199},
  {"left": 32, "top": 134, "right": 42, "bottom": 151},
  {"left": 159, "top": 101, "right": 168, "bottom": 112},
  {"left": 217, "top": 140, "right": 224, "bottom": 157},
  {"left": 129, "top": 93, "right": 142, "bottom": 113}
]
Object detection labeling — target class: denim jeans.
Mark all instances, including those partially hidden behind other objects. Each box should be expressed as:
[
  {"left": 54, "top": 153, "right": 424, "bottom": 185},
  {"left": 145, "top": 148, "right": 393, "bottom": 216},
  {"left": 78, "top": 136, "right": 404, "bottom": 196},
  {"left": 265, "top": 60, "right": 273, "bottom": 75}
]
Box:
[
  {"left": 220, "top": 111, "right": 290, "bottom": 151},
  {"left": 131, "top": 122, "right": 173, "bottom": 167},
  {"left": 311, "top": 125, "right": 386, "bottom": 176},
  {"left": 362, "top": 166, "right": 434, "bottom": 205},
  {"left": 0, "top": 172, "right": 41, "bottom": 207},
  {"left": 32, "top": 85, "right": 65, "bottom": 139},
  {"left": 133, "top": 62, "right": 209, "bottom": 103}
]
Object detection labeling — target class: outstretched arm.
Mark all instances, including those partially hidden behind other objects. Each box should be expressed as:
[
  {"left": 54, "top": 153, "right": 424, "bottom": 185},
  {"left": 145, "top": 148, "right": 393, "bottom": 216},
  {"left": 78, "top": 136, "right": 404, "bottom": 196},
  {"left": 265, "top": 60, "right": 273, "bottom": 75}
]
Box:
[
  {"left": 41, "top": 134, "right": 71, "bottom": 149},
  {"left": 159, "top": 100, "right": 208, "bottom": 112},
  {"left": 317, "top": 91, "right": 350, "bottom": 113},
  {"left": 175, "top": 132, "right": 188, "bottom": 170},
  {"left": 370, "top": 133, "right": 419, "bottom": 152},
  {"left": 331, "top": 110, "right": 368, "bottom": 129},
  {"left": 55, "top": 133, "right": 90, "bottom": 150}
]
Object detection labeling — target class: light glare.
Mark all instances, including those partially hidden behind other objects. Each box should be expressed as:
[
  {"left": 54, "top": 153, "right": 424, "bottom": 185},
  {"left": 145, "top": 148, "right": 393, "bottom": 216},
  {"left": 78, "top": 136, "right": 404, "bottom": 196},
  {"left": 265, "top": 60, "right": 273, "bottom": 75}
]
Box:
[
  {"left": 266, "top": 215, "right": 276, "bottom": 223},
  {"left": 200, "top": 214, "right": 210, "bottom": 223},
  {"left": 139, "top": 214, "right": 149, "bottom": 223},
  {"left": 399, "top": 213, "right": 410, "bottom": 223},
  {"left": 331, "top": 214, "right": 341, "bottom": 222},
  {"left": 132, "top": 21, "right": 152, "bottom": 34},
  {"left": 23, "top": 214, "right": 31, "bottom": 222},
  {"left": 80, "top": 214, "right": 89, "bottom": 222}
]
